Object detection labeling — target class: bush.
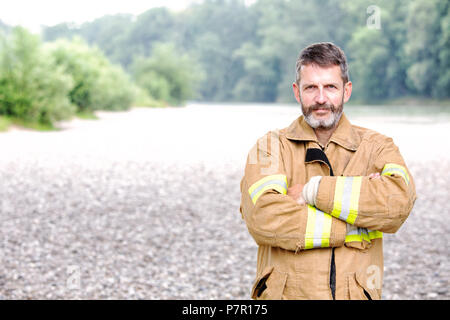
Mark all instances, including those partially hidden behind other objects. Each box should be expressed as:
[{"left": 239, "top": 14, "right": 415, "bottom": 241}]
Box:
[
  {"left": 132, "top": 43, "right": 203, "bottom": 106},
  {"left": 0, "top": 27, "right": 75, "bottom": 125},
  {"left": 0, "top": 27, "right": 173, "bottom": 129},
  {"left": 132, "top": 85, "right": 167, "bottom": 107},
  {"left": 90, "top": 64, "right": 136, "bottom": 111},
  {"left": 46, "top": 37, "right": 136, "bottom": 112}
]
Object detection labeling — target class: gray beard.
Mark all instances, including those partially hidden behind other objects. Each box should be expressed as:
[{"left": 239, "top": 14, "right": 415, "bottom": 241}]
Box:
[
  {"left": 303, "top": 108, "right": 343, "bottom": 129},
  {"left": 301, "top": 97, "right": 344, "bottom": 129}
]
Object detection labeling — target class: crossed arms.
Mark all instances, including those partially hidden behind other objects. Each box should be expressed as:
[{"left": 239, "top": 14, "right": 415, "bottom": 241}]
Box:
[{"left": 239, "top": 133, "right": 417, "bottom": 252}]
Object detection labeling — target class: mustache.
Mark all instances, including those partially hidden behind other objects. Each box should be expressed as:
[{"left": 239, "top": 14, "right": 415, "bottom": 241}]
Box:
[{"left": 310, "top": 104, "right": 336, "bottom": 111}]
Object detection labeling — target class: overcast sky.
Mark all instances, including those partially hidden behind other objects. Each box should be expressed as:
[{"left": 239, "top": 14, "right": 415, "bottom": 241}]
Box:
[{"left": 0, "top": 0, "right": 204, "bottom": 33}]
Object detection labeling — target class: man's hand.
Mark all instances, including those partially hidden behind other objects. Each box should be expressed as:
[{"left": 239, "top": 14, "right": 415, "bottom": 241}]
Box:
[
  {"left": 287, "top": 184, "right": 306, "bottom": 205},
  {"left": 369, "top": 172, "right": 381, "bottom": 179}
]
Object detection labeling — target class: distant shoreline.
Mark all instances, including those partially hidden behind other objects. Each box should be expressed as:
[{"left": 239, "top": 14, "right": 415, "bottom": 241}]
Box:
[
  {"left": 1, "top": 100, "right": 450, "bottom": 133},
  {"left": 346, "top": 96, "right": 450, "bottom": 107}
]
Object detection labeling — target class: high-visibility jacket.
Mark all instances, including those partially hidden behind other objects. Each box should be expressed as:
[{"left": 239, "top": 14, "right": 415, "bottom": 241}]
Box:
[{"left": 239, "top": 113, "right": 416, "bottom": 300}]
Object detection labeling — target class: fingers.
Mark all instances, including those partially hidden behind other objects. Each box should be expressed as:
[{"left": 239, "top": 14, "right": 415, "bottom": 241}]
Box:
[
  {"left": 297, "top": 196, "right": 306, "bottom": 205},
  {"left": 287, "top": 184, "right": 304, "bottom": 201},
  {"left": 369, "top": 172, "right": 381, "bottom": 179}
]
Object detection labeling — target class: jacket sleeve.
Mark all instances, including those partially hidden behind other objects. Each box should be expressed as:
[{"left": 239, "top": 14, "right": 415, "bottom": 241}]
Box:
[
  {"left": 315, "top": 136, "right": 417, "bottom": 233},
  {"left": 239, "top": 131, "right": 347, "bottom": 252}
]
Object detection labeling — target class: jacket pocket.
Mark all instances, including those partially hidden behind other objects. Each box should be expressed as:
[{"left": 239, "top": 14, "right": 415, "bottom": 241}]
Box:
[
  {"left": 347, "top": 272, "right": 380, "bottom": 300},
  {"left": 251, "top": 266, "right": 288, "bottom": 300}
]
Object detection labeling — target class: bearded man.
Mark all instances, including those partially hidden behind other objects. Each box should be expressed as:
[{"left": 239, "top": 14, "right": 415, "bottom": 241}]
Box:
[{"left": 239, "top": 42, "right": 416, "bottom": 300}]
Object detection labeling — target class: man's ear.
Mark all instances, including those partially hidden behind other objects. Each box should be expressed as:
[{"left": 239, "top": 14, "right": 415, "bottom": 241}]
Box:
[
  {"left": 343, "top": 81, "right": 352, "bottom": 103},
  {"left": 293, "top": 82, "right": 301, "bottom": 104}
]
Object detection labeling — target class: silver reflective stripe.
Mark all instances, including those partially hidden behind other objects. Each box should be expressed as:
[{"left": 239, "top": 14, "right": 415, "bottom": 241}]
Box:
[
  {"left": 346, "top": 225, "right": 359, "bottom": 236},
  {"left": 346, "top": 226, "right": 368, "bottom": 237},
  {"left": 339, "top": 177, "right": 354, "bottom": 221},
  {"left": 249, "top": 179, "right": 287, "bottom": 200},
  {"left": 313, "top": 209, "right": 325, "bottom": 248},
  {"left": 305, "top": 205, "right": 332, "bottom": 249},
  {"left": 362, "top": 228, "right": 369, "bottom": 237}
]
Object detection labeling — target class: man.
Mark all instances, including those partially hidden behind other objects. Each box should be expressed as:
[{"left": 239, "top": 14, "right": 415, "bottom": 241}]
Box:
[{"left": 239, "top": 42, "right": 416, "bottom": 300}]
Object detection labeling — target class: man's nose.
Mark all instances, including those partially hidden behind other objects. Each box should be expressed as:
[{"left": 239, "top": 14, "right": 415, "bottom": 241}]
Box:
[{"left": 314, "top": 87, "right": 327, "bottom": 105}]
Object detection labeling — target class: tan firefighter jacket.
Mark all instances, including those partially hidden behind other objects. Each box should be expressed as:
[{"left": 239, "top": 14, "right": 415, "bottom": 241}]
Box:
[{"left": 239, "top": 113, "right": 416, "bottom": 300}]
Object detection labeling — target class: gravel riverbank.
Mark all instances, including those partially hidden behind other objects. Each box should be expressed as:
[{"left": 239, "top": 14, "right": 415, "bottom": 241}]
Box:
[{"left": 0, "top": 104, "right": 448, "bottom": 299}]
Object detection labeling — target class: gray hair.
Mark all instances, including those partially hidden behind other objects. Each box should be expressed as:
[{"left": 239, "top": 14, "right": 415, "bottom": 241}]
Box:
[{"left": 295, "top": 42, "right": 349, "bottom": 85}]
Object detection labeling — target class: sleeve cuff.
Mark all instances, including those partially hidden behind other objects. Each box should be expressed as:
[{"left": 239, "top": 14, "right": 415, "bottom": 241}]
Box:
[{"left": 302, "top": 176, "right": 322, "bottom": 206}]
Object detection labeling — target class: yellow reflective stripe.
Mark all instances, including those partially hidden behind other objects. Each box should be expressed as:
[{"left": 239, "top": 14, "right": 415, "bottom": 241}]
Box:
[
  {"left": 347, "top": 177, "right": 362, "bottom": 225},
  {"left": 248, "top": 174, "right": 287, "bottom": 195},
  {"left": 369, "top": 230, "right": 383, "bottom": 240},
  {"left": 305, "top": 205, "right": 316, "bottom": 249},
  {"left": 382, "top": 163, "right": 410, "bottom": 185},
  {"left": 331, "top": 177, "right": 345, "bottom": 218},
  {"left": 248, "top": 174, "right": 288, "bottom": 204},
  {"left": 345, "top": 229, "right": 383, "bottom": 243},
  {"left": 331, "top": 176, "right": 362, "bottom": 225},
  {"left": 250, "top": 184, "right": 286, "bottom": 204},
  {"left": 346, "top": 232, "right": 370, "bottom": 242},
  {"left": 321, "top": 212, "right": 332, "bottom": 248},
  {"left": 345, "top": 226, "right": 364, "bottom": 243},
  {"left": 345, "top": 234, "right": 363, "bottom": 243},
  {"left": 362, "top": 229, "right": 370, "bottom": 242},
  {"left": 305, "top": 205, "right": 333, "bottom": 249}
]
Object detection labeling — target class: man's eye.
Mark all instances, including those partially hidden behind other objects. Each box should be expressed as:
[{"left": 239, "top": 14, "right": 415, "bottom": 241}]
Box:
[{"left": 327, "top": 85, "right": 337, "bottom": 89}]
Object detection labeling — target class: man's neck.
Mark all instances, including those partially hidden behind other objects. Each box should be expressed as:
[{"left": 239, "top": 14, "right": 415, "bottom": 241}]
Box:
[{"left": 314, "top": 126, "right": 337, "bottom": 148}]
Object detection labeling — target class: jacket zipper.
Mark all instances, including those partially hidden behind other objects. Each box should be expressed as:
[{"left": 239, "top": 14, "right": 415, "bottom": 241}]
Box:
[
  {"left": 330, "top": 247, "right": 336, "bottom": 300},
  {"left": 317, "top": 144, "right": 336, "bottom": 299},
  {"left": 325, "top": 144, "right": 336, "bottom": 300}
]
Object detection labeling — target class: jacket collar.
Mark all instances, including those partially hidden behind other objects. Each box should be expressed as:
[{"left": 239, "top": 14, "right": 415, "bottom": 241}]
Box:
[{"left": 285, "top": 113, "right": 360, "bottom": 151}]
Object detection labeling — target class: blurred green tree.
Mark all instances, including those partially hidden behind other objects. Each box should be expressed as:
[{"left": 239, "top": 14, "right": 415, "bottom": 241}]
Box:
[
  {"left": 0, "top": 27, "right": 75, "bottom": 125},
  {"left": 132, "top": 43, "right": 203, "bottom": 106},
  {"left": 36, "top": 0, "right": 450, "bottom": 104},
  {"left": 46, "top": 37, "right": 136, "bottom": 112},
  {"left": 120, "top": 8, "right": 177, "bottom": 69},
  {"left": 177, "top": 0, "right": 257, "bottom": 101},
  {"left": 405, "top": 0, "right": 450, "bottom": 98}
]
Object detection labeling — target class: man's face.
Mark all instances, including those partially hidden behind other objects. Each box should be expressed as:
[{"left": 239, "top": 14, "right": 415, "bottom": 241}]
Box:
[{"left": 293, "top": 64, "right": 352, "bottom": 130}]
